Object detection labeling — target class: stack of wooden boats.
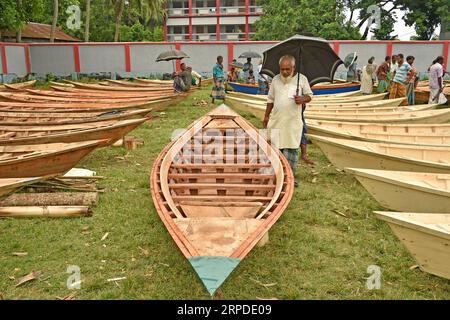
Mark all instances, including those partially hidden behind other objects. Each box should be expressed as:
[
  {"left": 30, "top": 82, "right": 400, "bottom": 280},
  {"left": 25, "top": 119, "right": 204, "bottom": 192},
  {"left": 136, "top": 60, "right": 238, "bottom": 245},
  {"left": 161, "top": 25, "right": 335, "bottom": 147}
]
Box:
[
  {"left": 0, "top": 79, "right": 190, "bottom": 217},
  {"left": 225, "top": 89, "right": 450, "bottom": 281}
]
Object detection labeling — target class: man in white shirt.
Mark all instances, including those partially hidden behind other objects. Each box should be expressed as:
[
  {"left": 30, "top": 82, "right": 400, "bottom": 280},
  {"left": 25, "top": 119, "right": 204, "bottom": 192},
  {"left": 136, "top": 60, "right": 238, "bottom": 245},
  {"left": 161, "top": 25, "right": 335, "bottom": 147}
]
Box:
[
  {"left": 263, "top": 55, "right": 313, "bottom": 187},
  {"left": 428, "top": 56, "right": 445, "bottom": 104}
]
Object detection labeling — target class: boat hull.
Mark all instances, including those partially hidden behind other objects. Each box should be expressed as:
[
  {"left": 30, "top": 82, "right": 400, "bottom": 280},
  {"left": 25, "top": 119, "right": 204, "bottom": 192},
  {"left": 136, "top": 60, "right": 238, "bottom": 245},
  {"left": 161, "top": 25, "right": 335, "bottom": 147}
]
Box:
[
  {"left": 375, "top": 211, "right": 450, "bottom": 280},
  {"left": 347, "top": 169, "right": 450, "bottom": 213}
]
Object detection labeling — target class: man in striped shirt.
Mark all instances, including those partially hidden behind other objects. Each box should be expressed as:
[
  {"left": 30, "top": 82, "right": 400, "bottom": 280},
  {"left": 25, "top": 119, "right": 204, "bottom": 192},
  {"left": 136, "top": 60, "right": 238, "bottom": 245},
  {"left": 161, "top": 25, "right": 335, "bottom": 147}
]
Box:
[{"left": 389, "top": 54, "right": 413, "bottom": 106}]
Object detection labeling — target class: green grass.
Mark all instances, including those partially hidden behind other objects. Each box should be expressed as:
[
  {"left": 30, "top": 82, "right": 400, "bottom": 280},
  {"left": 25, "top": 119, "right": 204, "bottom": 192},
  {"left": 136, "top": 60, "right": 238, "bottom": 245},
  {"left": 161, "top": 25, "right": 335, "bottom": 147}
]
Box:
[{"left": 0, "top": 86, "right": 449, "bottom": 300}]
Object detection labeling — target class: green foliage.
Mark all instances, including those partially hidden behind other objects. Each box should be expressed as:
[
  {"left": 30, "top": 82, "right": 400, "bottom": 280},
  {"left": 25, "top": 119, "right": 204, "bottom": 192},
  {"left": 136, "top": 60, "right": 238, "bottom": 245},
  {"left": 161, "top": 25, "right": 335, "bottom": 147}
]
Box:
[
  {"left": 397, "top": 0, "right": 450, "bottom": 40},
  {"left": 253, "top": 0, "right": 361, "bottom": 40},
  {"left": 0, "top": 0, "right": 166, "bottom": 42}
]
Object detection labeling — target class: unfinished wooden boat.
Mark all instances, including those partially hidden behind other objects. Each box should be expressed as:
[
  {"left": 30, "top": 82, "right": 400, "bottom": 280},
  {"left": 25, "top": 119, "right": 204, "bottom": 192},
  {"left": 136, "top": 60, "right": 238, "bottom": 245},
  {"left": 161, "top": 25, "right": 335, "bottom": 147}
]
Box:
[
  {"left": 229, "top": 91, "right": 387, "bottom": 103},
  {"left": 0, "top": 99, "right": 169, "bottom": 113},
  {"left": 346, "top": 169, "right": 450, "bottom": 213},
  {"left": 150, "top": 105, "right": 294, "bottom": 295},
  {"left": 374, "top": 211, "right": 450, "bottom": 280},
  {"left": 105, "top": 79, "right": 173, "bottom": 88},
  {"left": 135, "top": 78, "right": 173, "bottom": 85},
  {"left": 311, "top": 82, "right": 361, "bottom": 95},
  {"left": 3, "top": 80, "right": 37, "bottom": 90},
  {"left": 65, "top": 81, "right": 176, "bottom": 92},
  {"left": 306, "top": 108, "right": 450, "bottom": 124},
  {"left": 0, "top": 108, "right": 152, "bottom": 125},
  {"left": 0, "top": 118, "right": 147, "bottom": 146},
  {"left": 30, "top": 88, "right": 177, "bottom": 99},
  {"left": 49, "top": 81, "right": 74, "bottom": 88},
  {"left": 0, "top": 92, "right": 170, "bottom": 104},
  {"left": 309, "top": 135, "right": 450, "bottom": 173},
  {"left": 306, "top": 119, "right": 450, "bottom": 146},
  {"left": 0, "top": 140, "right": 104, "bottom": 178},
  {"left": 0, "top": 177, "right": 44, "bottom": 197},
  {"left": 307, "top": 120, "right": 450, "bottom": 136}
]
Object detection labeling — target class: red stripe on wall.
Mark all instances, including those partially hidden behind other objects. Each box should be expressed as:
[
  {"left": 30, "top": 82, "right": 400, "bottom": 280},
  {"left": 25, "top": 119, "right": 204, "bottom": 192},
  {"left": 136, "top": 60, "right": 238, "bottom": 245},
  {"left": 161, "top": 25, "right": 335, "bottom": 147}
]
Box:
[
  {"left": 333, "top": 42, "right": 340, "bottom": 55},
  {"left": 228, "top": 43, "right": 234, "bottom": 71},
  {"left": 73, "top": 44, "right": 81, "bottom": 73},
  {"left": 175, "top": 43, "right": 181, "bottom": 71},
  {"left": 124, "top": 44, "right": 131, "bottom": 72},
  {"left": 24, "top": 44, "right": 31, "bottom": 74},
  {"left": 386, "top": 42, "right": 393, "bottom": 57},
  {"left": 188, "top": 0, "right": 193, "bottom": 41},
  {"left": 443, "top": 41, "right": 449, "bottom": 71},
  {"left": 1, "top": 44, "right": 8, "bottom": 74},
  {"left": 245, "top": 0, "right": 249, "bottom": 41},
  {"left": 216, "top": 0, "right": 220, "bottom": 41}
]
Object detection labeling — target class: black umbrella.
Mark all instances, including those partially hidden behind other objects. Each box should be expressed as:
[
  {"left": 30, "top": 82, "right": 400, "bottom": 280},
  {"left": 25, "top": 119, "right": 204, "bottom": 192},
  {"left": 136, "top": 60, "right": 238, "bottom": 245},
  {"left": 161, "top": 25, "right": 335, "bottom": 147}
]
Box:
[
  {"left": 238, "top": 51, "right": 262, "bottom": 59},
  {"left": 156, "top": 49, "right": 189, "bottom": 62},
  {"left": 344, "top": 52, "right": 358, "bottom": 68},
  {"left": 260, "top": 35, "right": 343, "bottom": 93}
]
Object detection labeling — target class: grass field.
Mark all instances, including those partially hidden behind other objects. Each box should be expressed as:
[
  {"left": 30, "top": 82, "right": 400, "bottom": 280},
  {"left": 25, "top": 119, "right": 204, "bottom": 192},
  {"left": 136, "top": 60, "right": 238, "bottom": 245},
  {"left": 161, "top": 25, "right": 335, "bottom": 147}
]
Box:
[{"left": 0, "top": 86, "right": 449, "bottom": 300}]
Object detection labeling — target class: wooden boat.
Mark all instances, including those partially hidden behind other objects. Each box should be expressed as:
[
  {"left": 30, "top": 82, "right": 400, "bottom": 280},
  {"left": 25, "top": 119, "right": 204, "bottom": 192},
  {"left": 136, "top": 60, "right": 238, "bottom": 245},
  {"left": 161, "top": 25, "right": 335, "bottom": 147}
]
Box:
[
  {"left": 0, "top": 99, "right": 170, "bottom": 113},
  {"left": 150, "top": 105, "right": 294, "bottom": 295},
  {"left": 0, "top": 92, "right": 171, "bottom": 104},
  {"left": 30, "top": 88, "right": 177, "bottom": 99},
  {"left": 227, "top": 82, "right": 261, "bottom": 95},
  {"left": 307, "top": 119, "right": 450, "bottom": 147},
  {"left": 227, "top": 98, "right": 441, "bottom": 123},
  {"left": 104, "top": 79, "right": 173, "bottom": 88},
  {"left": 311, "top": 82, "right": 361, "bottom": 95},
  {"left": 3, "top": 80, "right": 37, "bottom": 90},
  {"left": 309, "top": 135, "right": 450, "bottom": 173},
  {"left": 231, "top": 95, "right": 406, "bottom": 108},
  {"left": 306, "top": 108, "right": 450, "bottom": 124},
  {"left": 229, "top": 91, "right": 387, "bottom": 103},
  {"left": 135, "top": 78, "right": 173, "bottom": 85},
  {"left": 346, "top": 169, "right": 450, "bottom": 213},
  {"left": 0, "top": 118, "right": 147, "bottom": 146},
  {"left": 49, "top": 81, "right": 74, "bottom": 88},
  {"left": 374, "top": 211, "right": 450, "bottom": 280},
  {"left": 230, "top": 89, "right": 363, "bottom": 101},
  {"left": 0, "top": 108, "right": 152, "bottom": 125},
  {"left": 0, "top": 177, "right": 44, "bottom": 197},
  {"left": 307, "top": 120, "right": 450, "bottom": 136},
  {"left": 0, "top": 140, "right": 105, "bottom": 178},
  {"left": 64, "top": 81, "right": 177, "bottom": 92}
]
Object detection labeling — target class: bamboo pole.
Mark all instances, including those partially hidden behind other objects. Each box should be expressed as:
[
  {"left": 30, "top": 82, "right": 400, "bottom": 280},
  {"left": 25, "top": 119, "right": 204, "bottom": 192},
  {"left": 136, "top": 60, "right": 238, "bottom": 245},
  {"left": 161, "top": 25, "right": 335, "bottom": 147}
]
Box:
[
  {"left": 0, "top": 206, "right": 92, "bottom": 218},
  {"left": 0, "top": 192, "right": 99, "bottom": 207}
]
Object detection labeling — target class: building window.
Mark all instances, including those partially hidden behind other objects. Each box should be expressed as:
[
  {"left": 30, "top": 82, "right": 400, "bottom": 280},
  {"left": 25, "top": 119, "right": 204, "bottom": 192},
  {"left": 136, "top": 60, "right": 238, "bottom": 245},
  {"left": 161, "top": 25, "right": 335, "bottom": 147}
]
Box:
[{"left": 207, "top": 25, "right": 216, "bottom": 34}]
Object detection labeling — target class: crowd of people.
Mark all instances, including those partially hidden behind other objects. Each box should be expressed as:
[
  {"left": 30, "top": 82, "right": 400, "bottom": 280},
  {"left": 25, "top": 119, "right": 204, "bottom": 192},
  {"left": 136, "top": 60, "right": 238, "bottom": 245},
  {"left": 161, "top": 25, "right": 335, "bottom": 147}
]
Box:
[{"left": 360, "top": 54, "right": 448, "bottom": 106}]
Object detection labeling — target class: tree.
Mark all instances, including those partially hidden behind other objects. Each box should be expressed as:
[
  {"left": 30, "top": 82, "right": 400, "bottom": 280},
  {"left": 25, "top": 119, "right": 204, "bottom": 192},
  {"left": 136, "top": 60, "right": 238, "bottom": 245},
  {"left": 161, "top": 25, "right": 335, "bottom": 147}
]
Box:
[
  {"left": 253, "top": 0, "right": 361, "bottom": 40},
  {"left": 114, "top": 0, "right": 124, "bottom": 41},
  {"left": 50, "top": 0, "right": 58, "bottom": 42},
  {"left": 397, "top": 0, "right": 450, "bottom": 40},
  {"left": 84, "top": 0, "right": 90, "bottom": 41}
]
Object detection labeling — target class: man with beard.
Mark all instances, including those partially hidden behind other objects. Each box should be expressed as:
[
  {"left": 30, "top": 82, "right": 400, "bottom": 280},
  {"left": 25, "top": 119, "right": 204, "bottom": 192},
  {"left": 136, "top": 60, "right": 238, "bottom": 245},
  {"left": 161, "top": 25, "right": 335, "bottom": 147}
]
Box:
[{"left": 263, "top": 55, "right": 313, "bottom": 187}]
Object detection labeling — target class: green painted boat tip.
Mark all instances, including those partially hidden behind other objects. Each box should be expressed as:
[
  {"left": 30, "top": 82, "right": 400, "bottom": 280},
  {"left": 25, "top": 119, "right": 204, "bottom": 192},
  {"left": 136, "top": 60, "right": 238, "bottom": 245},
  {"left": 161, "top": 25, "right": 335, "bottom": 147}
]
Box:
[{"left": 189, "top": 256, "right": 241, "bottom": 296}]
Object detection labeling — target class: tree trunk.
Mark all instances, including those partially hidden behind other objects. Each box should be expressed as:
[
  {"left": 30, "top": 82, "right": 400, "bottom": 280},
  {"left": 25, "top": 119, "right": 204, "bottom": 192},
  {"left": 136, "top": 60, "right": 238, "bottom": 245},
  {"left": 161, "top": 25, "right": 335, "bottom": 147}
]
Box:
[
  {"left": 50, "top": 0, "right": 59, "bottom": 43},
  {"left": 114, "top": 0, "right": 125, "bottom": 42},
  {"left": 85, "top": 0, "right": 91, "bottom": 42},
  {"left": 16, "top": 0, "right": 22, "bottom": 43}
]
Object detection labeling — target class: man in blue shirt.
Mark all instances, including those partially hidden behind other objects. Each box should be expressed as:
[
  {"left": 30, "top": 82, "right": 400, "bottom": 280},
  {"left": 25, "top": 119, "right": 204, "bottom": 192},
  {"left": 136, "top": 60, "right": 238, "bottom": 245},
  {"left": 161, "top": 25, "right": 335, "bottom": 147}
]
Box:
[{"left": 389, "top": 54, "right": 412, "bottom": 106}]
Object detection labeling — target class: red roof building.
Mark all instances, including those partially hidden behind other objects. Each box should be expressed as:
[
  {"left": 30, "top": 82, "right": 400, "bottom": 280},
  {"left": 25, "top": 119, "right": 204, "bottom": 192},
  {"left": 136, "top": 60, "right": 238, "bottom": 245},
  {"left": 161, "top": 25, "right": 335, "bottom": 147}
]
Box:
[{"left": 2, "top": 22, "right": 81, "bottom": 43}]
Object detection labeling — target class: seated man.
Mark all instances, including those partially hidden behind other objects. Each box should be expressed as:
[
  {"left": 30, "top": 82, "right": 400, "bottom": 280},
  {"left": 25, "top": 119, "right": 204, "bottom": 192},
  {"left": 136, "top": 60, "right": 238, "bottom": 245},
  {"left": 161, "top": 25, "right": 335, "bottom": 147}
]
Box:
[
  {"left": 247, "top": 70, "right": 256, "bottom": 84},
  {"left": 173, "top": 63, "right": 192, "bottom": 93}
]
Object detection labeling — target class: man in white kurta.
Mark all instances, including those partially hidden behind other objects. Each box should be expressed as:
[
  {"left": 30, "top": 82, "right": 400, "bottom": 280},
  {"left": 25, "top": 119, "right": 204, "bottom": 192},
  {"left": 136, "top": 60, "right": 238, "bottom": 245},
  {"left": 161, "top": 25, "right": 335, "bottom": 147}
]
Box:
[{"left": 263, "top": 55, "right": 313, "bottom": 187}]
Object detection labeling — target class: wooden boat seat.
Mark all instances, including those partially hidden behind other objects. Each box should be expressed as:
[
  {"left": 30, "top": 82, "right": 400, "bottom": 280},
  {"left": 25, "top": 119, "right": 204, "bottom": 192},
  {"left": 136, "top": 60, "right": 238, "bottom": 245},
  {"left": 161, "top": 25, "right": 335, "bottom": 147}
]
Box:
[{"left": 179, "top": 201, "right": 264, "bottom": 218}]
